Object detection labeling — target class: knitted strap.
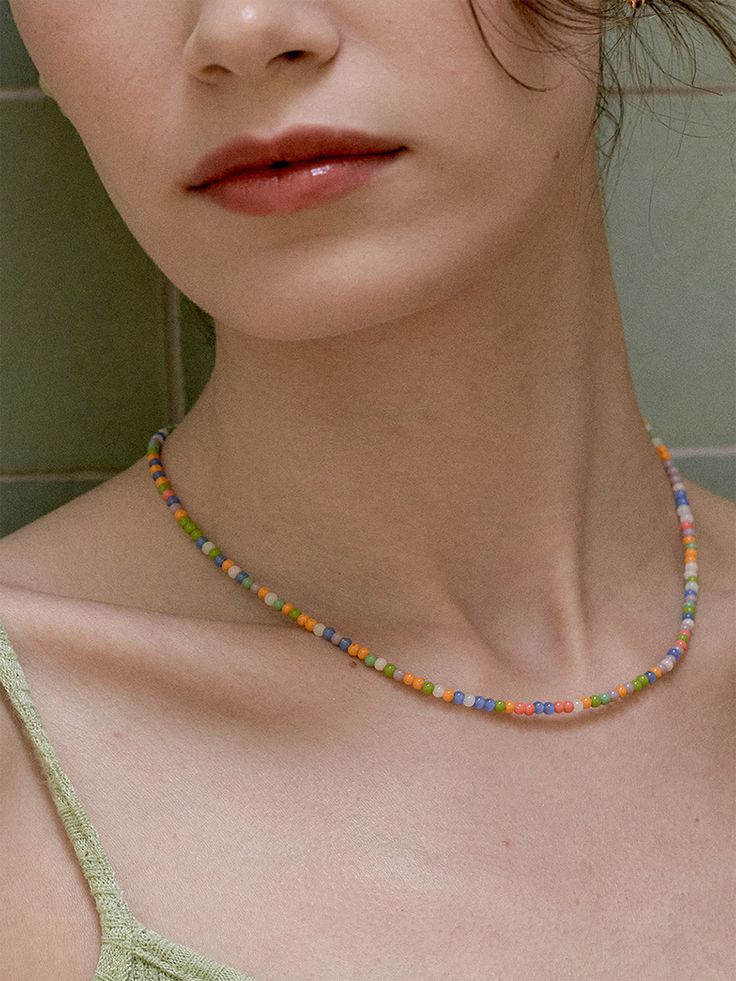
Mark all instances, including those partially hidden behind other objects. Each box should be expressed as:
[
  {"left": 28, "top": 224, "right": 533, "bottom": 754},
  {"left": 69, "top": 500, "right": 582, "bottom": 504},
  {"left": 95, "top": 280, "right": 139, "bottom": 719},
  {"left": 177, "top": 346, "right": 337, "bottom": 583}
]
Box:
[{"left": 0, "top": 621, "right": 133, "bottom": 941}]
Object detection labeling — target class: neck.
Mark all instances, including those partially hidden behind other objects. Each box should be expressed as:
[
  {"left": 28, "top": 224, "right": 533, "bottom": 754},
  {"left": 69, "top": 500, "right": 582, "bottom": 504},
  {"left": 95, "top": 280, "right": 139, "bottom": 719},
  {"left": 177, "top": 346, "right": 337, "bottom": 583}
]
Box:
[{"left": 158, "top": 188, "right": 683, "bottom": 691}]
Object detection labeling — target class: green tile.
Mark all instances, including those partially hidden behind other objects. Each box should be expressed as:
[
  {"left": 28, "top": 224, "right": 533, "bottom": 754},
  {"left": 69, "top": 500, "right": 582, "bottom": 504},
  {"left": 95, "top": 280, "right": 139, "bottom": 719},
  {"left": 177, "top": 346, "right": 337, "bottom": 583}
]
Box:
[
  {"left": 0, "top": 479, "right": 108, "bottom": 538},
  {"left": 674, "top": 453, "right": 736, "bottom": 502},
  {"left": 179, "top": 292, "right": 215, "bottom": 414},
  {"left": 600, "top": 91, "right": 736, "bottom": 447},
  {"left": 0, "top": 100, "right": 170, "bottom": 473},
  {"left": 0, "top": 1, "right": 39, "bottom": 88},
  {"left": 602, "top": 7, "right": 736, "bottom": 94}
]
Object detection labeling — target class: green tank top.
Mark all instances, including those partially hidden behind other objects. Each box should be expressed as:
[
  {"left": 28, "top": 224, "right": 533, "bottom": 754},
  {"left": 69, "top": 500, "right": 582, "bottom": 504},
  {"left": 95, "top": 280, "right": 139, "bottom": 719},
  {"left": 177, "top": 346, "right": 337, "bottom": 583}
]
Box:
[{"left": 0, "top": 619, "right": 259, "bottom": 981}]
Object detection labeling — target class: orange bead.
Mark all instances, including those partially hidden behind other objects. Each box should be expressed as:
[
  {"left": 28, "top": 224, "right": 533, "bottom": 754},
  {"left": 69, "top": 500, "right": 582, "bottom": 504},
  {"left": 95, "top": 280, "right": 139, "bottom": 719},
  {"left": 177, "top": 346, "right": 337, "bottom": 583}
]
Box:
[
  {"left": 347, "top": 643, "right": 360, "bottom": 656},
  {"left": 306, "top": 618, "right": 317, "bottom": 632},
  {"left": 682, "top": 535, "right": 696, "bottom": 545},
  {"left": 505, "top": 701, "right": 515, "bottom": 713},
  {"left": 412, "top": 677, "right": 424, "bottom": 690},
  {"left": 221, "top": 559, "right": 234, "bottom": 572},
  {"left": 653, "top": 666, "right": 663, "bottom": 678},
  {"left": 281, "top": 603, "right": 293, "bottom": 614},
  {"left": 403, "top": 673, "right": 415, "bottom": 686},
  {"left": 173, "top": 508, "right": 188, "bottom": 520},
  {"left": 442, "top": 689, "right": 454, "bottom": 702},
  {"left": 154, "top": 476, "right": 169, "bottom": 487},
  {"left": 582, "top": 697, "right": 592, "bottom": 708},
  {"left": 617, "top": 685, "right": 628, "bottom": 697},
  {"left": 296, "top": 614, "right": 308, "bottom": 627},
  {"left": 525, "top": 704, "right": 535, "bottom": 715},
  {"left": 358, "top": 647, "right": 369, "bottom": 660},
  {"left": 257, "top": 587, "right": 269, "bottom": 600}
]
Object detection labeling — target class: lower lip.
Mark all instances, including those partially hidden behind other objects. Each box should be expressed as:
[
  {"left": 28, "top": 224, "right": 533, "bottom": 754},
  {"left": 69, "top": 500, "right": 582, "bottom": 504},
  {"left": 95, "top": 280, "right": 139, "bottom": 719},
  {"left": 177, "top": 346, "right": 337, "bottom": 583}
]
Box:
[{"left": 191, "top": 150, "right": 406, "bottom": 216}]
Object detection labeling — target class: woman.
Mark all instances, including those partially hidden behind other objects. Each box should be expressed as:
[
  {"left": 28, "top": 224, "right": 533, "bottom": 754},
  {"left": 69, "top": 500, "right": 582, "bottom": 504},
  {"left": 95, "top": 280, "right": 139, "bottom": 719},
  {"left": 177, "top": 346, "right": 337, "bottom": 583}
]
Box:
[{"left": 1, "top": 1, "right": 734, "bottom": 979}]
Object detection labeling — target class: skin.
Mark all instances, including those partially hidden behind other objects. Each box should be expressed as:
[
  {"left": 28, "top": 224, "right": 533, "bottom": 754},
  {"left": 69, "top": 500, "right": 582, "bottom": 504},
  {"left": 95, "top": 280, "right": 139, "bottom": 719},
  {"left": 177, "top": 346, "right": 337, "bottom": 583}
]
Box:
[{"left": 2, "top": 2, "right": 735, "bottom": 979}]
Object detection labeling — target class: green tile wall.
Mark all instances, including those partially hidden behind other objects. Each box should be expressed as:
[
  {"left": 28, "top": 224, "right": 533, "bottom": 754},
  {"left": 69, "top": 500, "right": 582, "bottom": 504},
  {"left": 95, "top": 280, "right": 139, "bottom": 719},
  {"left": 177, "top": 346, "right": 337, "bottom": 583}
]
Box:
[{"left": 1, "top": 7, "right": 734, "bottom": 539}]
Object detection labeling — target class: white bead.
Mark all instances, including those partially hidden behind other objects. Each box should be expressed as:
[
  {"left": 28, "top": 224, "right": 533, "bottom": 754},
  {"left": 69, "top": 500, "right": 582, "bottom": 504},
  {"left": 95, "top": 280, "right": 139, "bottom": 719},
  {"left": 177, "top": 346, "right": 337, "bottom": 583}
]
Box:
[
  {"left": 227, "top": 565, "right": 242, "bottom": 579},
  {"left": 373, "top": 657, "right": 387, "bottom": 671},
  {"left": 313, "top": 623, "right": 326, "bottom": 637},
  {"left": 432, "top": 685, "right": 446, "bottom": 698},
  {"left": 626, "top": 682, "right": 635, "bottom": 694},
  {"left": 661, "top": 657, "right": 675, "bottom": 672},
  {"left": 463, "top": 693, "right": 475, "bottom": 707},
  {"left": 608, "top": 689, "right": 619, "bottom": 700},
  {"left": 201, "top": 541, "right": 215, "bottom": 555},
  {"left": 264, "top": 592, "right": 278, "bottom": 606},
  {"left": 572, "top": 700, "right": 584, "bottom": 713}
]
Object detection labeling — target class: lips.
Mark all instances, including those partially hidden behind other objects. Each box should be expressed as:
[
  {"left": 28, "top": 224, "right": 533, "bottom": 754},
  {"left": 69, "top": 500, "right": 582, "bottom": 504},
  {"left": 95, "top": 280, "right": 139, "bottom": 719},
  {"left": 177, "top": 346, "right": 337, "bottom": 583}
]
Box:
[{"left": 187, "top": 125, "right": 407, "bottom": 190}]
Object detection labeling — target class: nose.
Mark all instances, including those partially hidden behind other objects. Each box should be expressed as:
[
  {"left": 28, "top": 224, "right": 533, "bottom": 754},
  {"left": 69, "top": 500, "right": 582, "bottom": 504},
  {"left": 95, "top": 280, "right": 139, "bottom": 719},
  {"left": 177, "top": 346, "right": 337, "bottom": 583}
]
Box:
[{"left": 182, "top": 0, "right": 340, "bottom": 87}]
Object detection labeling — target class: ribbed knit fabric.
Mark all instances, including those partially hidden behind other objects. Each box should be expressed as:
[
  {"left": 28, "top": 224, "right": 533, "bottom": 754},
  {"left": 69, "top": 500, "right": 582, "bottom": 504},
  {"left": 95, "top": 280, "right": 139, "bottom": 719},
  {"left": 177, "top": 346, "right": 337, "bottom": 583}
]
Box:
[{"left": 0, "top": 619, "right": 259, "bottom": 981}]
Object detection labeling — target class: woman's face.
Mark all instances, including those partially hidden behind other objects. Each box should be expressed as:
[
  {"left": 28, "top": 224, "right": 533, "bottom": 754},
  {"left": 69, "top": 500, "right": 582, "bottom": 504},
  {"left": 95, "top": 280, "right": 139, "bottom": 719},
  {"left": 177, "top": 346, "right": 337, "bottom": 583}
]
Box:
[{"left": 10, "top": 1, "right": 601, "bottom": 341}]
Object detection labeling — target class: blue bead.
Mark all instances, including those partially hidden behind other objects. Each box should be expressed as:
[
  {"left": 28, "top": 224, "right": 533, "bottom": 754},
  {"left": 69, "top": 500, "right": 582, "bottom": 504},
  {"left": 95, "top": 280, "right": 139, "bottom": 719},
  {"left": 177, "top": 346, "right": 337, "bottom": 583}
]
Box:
[
  {"left": 543, "top": 702, "right": 555, "bottom": 714},
  {"left": 645, "top": 671, "right": 656, "bottom": 683},
  {"left": 339, "top": 638, "right": 351, "bottom": 651},
  {"left": 483, "top": 698, "right": 496, "bottom": 711},
  {"left": 195, "top": 536, "right": 207, "bottom": 548},
  {"left": 167, "top": 496, "right": 181, "bottom": 506},
  {"left": 474, "top": 696, "right": 486, "bottom": 709},
  {"left": 533, "top": 701, "right": 544, "bottom": 714},
  {"left": 453, "top": 691, "right": 464, "bottom": 704},
  {"left": 151, "top": 470, "right": 165, "bottom": 480},
  {"left": 148, "top": 457, "right": 161, "bottom": 466},
  {"left": 667, "top": 647, "right": 681, "bottom": 659},
  {"left": 235, "top": 571, "right": 247, "bottom": 583},
  {"left": 323, "top": 627, "right": 335, "bottom": 640},
  {"left": 214, "top": 555, "right": 226, "bottom": 567}
]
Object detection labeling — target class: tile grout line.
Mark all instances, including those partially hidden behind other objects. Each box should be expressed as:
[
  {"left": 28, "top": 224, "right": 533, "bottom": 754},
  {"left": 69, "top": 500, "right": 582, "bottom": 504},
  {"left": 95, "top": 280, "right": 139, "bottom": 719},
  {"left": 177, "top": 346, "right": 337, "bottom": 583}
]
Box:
[
  {"left": 1, "top": 448, "right": 734, "bottom": 483},
  {"left": 161, "top": 274, "right": 187, "bottom": 427}
]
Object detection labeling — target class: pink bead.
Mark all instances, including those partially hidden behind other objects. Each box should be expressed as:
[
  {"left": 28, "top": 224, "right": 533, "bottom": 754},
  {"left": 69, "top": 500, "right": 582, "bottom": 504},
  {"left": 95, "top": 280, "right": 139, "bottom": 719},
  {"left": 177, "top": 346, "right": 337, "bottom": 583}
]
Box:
[{"left": 554, "top": 701, "right": 564, "bottom": 713}]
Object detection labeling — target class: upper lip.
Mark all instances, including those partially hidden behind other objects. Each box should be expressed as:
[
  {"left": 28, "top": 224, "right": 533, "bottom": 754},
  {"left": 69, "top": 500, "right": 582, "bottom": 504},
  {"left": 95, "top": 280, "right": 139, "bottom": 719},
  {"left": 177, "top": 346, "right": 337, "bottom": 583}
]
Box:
[{"left": 186, "top": 125, "right": 407, "bottom": 189}]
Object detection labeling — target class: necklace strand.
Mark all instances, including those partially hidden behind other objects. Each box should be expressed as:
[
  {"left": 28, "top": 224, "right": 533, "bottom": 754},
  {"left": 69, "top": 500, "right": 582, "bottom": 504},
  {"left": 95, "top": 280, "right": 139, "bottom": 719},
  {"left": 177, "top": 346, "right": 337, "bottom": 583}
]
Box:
[{"left": 145, "top": 416, "right": 698, "bottom": 720}]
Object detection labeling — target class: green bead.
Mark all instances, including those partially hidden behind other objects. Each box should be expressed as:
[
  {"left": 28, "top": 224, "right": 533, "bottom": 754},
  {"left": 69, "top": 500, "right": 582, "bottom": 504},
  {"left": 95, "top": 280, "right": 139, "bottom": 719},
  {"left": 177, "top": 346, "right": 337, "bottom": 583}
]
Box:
[
  {"left": 364, "top": 653, "right": 377, "bottom": 667},
  {"left": 639, "top": 674, "right": 650, "bottom": 686},
  {"left": 207, "top": 547, "right": 221, "bottom": 560},
  {"left": 495, "top": 700, "right": 506, "bottom": 712},
  {"left": 182, "top": 518, "right": 195, "bottom": 533},
  {"left": 288, "top": 608, "right": 301, "bottom": 620},
  {"left": 383, "top": 663, "right": 396, "bottom": 677},
  {"left": 273, "top": 599, "right": 284, "bottom": 611},
  {"left": 190, "top": 527, "right": 203, "bottom": 540},
  {"left": 591, "top": 694, "right": 601, "bottom": 707},
  {"left": 633, "top": 677, "right": 643, "bottom": 690},
  {"left": 156, "top": 483, "right": 169, "bottom": 495},
  {"left": 421, "top": 682, "right": 434, "bottom": 695},
  {"left": 243, "top": 576, "right": 253, "bottom": 588},
  {"left": 685, "top": 576, "right": 699, "bottom": 583},
  {"left": 177, "top": 516, "right": 189, "bottom": 528},
  {"left": 600, "top": 692, "right": 611, "bottom": 704}
]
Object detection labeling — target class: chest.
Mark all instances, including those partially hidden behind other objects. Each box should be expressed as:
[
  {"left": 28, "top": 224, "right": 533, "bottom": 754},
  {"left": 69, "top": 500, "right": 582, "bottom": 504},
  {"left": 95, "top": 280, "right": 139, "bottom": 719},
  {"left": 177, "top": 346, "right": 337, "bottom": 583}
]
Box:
[{"left": 7, "top": 672, "right": 733, "bottom": 981}]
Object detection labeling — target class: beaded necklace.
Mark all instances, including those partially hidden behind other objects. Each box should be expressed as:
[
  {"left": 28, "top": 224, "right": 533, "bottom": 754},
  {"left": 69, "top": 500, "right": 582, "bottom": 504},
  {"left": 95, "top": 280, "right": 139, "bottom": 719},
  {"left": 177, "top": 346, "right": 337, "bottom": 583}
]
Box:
[{"left": 145, "top": 416, "right": 698, "bottom": 720}]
